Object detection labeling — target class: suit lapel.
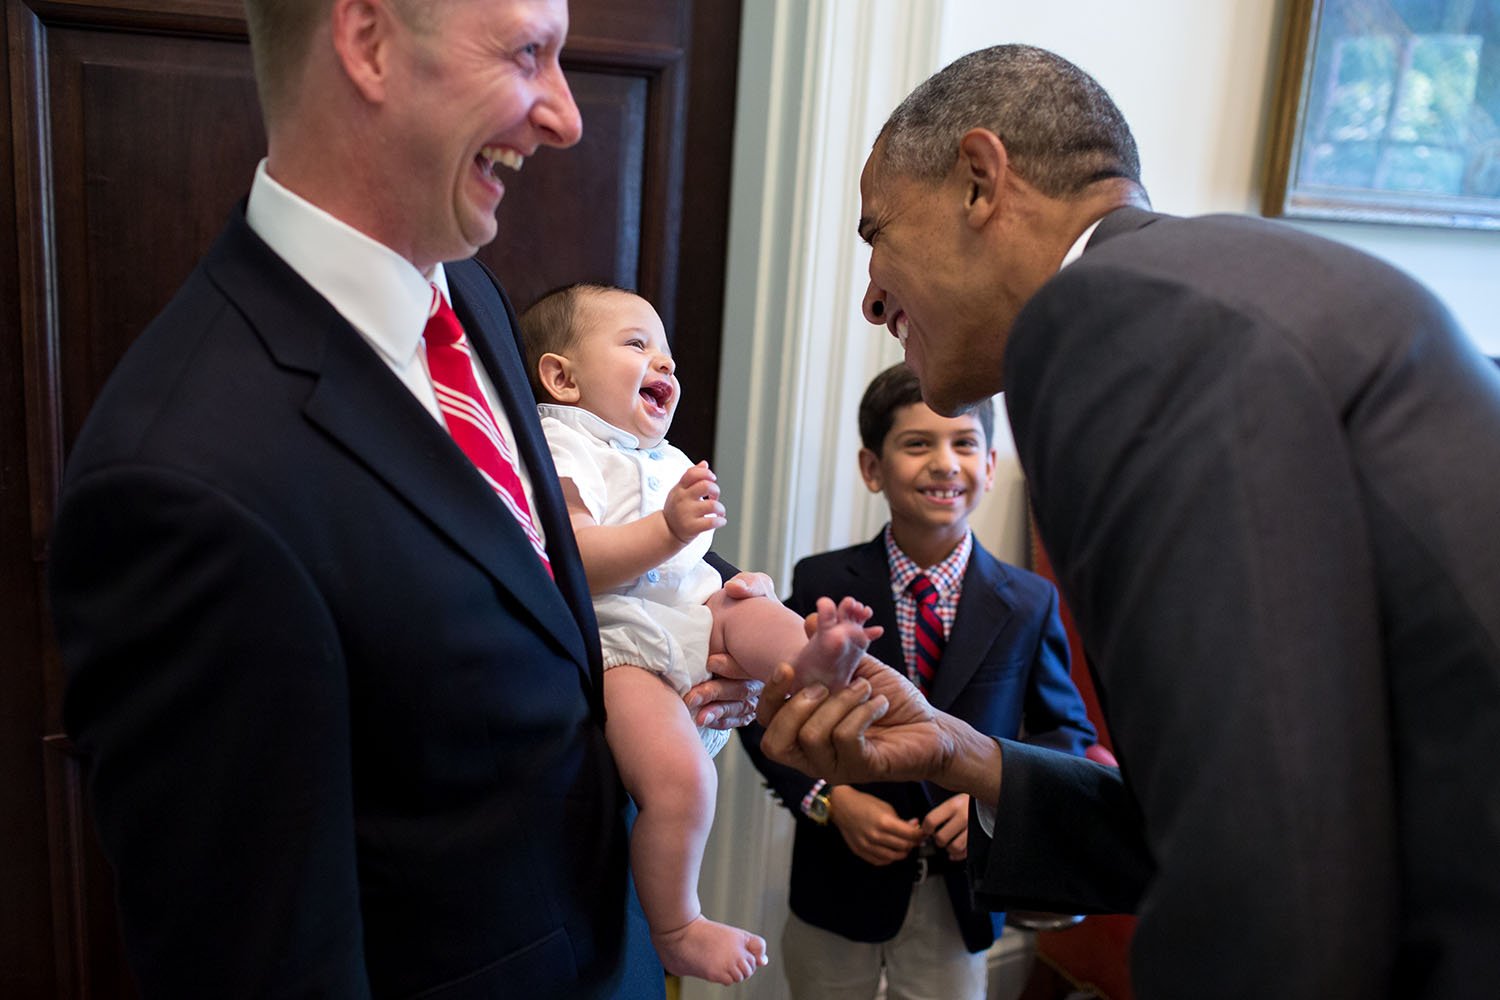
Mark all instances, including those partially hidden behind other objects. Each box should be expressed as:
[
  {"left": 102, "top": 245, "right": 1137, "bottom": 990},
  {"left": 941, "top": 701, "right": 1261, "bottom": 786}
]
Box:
[
  {"left": 445, "top": 261, "right": 602, "bottom": 675},
  {"left": 841, "top": 535, "right": 905, "bottom": 671},
  {"left": 926, "top": 542, "right": 1014, "bottom": 710},
  {"left": 205, "top": 215, "right": 590, "bottom": 672}
]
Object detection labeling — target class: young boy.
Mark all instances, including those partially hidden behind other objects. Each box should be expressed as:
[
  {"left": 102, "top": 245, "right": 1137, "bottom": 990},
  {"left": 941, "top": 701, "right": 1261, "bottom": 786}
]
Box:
[
  {"left": 741, "top": 363, "right": 1098, "bottom": 1000},
  {"left": 516, "top": 284, "right": 879, "bottom": 986}
]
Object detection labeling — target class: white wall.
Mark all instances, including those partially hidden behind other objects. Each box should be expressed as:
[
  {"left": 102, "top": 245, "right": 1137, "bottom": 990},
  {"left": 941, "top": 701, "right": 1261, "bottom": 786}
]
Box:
[
  {"left": 692, "top": 5, "right": 942, "bottom": 997},
  {"left": 937, "top": 0, "right": 1500, "bottom": 354}
]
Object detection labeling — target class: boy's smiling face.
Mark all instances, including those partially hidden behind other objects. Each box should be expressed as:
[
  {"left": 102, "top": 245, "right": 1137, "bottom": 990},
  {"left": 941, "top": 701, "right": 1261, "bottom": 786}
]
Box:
[{"left": 859, "top": 401, "right": 996, "bottom": 551}]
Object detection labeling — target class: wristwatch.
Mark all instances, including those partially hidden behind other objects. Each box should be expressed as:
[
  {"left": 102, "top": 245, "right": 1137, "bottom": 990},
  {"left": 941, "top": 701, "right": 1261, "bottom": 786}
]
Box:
[{"left": 805, "top": 788, "right": 832, "bottom": 826}]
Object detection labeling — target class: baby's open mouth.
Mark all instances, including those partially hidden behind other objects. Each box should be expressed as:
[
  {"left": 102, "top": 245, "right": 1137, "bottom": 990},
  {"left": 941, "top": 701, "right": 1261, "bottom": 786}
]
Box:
[{"left": 640, "top": 381, "right": 673, "bottom": 412}]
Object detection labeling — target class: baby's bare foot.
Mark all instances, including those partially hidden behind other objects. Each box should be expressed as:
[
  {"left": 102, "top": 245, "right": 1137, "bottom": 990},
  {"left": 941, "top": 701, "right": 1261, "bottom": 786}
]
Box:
[
  {"left": 653, "top": 915, "right": 768, "bottom": 984},
  {"left": 791, "top": 596, "right": 879, "bottom": 690}
]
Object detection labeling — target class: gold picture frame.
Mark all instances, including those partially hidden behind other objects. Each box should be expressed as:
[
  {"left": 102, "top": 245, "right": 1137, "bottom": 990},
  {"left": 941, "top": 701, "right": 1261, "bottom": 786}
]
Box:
[{"left": 1263, "top": 0, "right": 1500, "bottom": 230}]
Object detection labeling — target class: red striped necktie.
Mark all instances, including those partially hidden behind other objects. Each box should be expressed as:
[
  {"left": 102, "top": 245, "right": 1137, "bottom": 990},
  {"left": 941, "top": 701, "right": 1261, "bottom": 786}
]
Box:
[
  {"left": 910, "top": 573, "right": 944, "bottom": 695},
  {"left": 423, "top": 284, "right": 552, "bottom": 578}
]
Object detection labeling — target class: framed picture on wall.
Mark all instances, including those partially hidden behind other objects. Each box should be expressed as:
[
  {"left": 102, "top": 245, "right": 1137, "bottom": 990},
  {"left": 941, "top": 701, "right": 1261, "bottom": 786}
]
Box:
[{"left": 1263, "top": 0, "right": 1500, "bottom": 230}]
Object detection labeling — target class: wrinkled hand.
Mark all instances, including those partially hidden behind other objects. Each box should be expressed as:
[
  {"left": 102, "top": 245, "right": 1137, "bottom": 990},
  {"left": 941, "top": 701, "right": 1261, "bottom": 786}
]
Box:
[
  {"left": 754, "top": 656, "right": 953, "bottom": 785},
  {"left": 921, "top": 793, "right": 970, "bottom": 861},
  {"left": 691, "top": 567, "right": 775, "bottom": 728},
  {"left": 717, "top": 571, "right": 776, "bottom": 602},
  {"left": 684, "top": 676, "right": 762, "bottom": 729},
  {"left": 664, "top": 461, "right": 725, "bottom": 543},
  {"left": 828, "top": 786, "right": 924, "bottom": 866}
]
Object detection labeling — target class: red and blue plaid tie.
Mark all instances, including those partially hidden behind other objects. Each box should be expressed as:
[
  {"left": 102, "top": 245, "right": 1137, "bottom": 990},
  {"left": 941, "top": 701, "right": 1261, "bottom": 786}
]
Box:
[{"left": 910, "top": 574, "right": 944, "bottom": 695}]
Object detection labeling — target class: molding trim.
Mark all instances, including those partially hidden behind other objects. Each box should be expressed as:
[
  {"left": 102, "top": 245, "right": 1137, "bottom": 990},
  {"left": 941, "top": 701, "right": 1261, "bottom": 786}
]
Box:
[
  {"left": 690, "top": 4, "right": 941, "bottom": 999},
  {"left": 714, "top": 0, "right": 941, "bottom": 583}
]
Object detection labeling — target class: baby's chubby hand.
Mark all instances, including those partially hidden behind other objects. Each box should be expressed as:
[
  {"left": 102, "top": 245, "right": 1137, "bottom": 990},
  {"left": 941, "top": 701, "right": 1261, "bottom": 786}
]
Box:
[{"left": 664, "top": 461, "right": 727, "bottom": 542}]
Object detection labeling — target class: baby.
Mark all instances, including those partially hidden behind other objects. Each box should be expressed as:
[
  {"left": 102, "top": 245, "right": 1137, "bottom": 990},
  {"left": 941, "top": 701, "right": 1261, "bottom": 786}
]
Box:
[{"left": 519, "top": 284, "right": 877, "bottom": 985}]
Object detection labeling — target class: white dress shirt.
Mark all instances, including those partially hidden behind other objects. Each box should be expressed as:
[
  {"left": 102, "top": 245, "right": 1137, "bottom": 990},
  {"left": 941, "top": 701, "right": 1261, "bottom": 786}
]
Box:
[{"left": 244, "top": 160, "right": 542, "bottom": 534}]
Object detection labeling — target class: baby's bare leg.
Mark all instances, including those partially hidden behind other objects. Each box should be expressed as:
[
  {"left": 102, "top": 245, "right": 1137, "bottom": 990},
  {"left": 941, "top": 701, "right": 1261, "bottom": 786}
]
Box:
[
  {"left": 603, "top": 665, "right": 767, "bottom": 984},
  {"left": 706, "top": 592, "right": 877, "bottom": 690}
]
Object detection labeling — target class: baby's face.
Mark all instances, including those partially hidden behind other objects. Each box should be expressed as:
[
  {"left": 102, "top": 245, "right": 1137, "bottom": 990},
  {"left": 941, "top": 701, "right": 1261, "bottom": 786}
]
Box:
[{"left": 568, "top": 291, "right": 679, "bottom": 447}]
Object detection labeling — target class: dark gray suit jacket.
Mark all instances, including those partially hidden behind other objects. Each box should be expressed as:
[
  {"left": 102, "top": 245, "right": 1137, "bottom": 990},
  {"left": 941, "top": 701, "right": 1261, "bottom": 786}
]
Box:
[
  {"left": 975, "top": 207, "right": 1500, "bottom": 999},
  {"left": 49, "top": 207, "right": 660, "bottom": 999}
]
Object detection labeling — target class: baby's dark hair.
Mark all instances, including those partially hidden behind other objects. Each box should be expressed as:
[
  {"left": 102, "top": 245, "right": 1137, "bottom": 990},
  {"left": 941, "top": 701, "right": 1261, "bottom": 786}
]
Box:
[
  {"left": 858, "top": 363, "right": 994, "bottom": 453},
  {"left": 517, "top": 282, "right": 635, "bottom": 402}
]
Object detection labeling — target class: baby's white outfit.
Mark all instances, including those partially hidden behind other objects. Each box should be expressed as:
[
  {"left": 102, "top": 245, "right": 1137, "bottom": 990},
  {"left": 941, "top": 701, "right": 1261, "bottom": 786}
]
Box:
[{"left": 539, "top": 404, "right": 729, "bottom": 757}]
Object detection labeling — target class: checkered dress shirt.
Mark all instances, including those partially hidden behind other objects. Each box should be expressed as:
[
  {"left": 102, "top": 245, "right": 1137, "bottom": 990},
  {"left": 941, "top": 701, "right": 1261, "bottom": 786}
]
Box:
[{"left": 883, "top": 525, "right": 972, "bottom": 686}]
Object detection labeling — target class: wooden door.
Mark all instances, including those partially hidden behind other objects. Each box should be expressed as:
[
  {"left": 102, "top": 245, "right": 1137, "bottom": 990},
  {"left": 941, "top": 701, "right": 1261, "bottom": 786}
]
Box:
[{"left": 0, "top": 1, "right": 741, "bottom": 994}]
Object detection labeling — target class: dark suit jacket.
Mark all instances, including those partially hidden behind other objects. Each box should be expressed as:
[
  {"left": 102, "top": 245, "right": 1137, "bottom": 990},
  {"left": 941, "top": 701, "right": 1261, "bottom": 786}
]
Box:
[
  {"left": 741, "top": 532, "right": 1094, "bottom": 952},
  {"left": 49, "top": 207, "right": 660, "bottom": 999},
  {"left": 975, "top": 207, "right": 1500, "bottom": 999}
]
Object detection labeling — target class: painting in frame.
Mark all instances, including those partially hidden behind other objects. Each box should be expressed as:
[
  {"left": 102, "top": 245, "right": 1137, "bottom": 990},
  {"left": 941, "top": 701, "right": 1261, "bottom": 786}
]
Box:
[{"left": 1263, "top": 0, "right": 1500, "bottom": 230}]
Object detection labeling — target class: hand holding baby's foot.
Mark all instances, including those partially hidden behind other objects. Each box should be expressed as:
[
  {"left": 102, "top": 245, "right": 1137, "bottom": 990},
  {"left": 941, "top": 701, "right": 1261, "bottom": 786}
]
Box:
[
  {"left": 653, "top": 915, "right": 768, "bottom": 984},
  {"left": 791, "top": 596, "right": 881, "bottom": 691}
]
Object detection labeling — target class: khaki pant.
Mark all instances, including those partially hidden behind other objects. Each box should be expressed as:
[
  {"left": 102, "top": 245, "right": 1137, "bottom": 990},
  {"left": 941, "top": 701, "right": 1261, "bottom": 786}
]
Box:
[{"left": 780, "top": 873, "right": 987, "bottom": 1000}]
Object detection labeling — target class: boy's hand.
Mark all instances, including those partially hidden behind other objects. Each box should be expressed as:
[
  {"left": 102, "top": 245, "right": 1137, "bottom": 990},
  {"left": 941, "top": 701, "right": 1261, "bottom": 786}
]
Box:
[
  {"left": 827, "top": 786, "right": 925, "bottom": 866},
  {"left": 664, "top": 461, "right": 727, "bottom": 543},
  {"left": 921, "top": 793, "right": 970, "bottom": 861}
]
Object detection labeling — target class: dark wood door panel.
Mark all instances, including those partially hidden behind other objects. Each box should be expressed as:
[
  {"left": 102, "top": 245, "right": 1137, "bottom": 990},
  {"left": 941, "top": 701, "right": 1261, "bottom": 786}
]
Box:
[
  {"left": 484, "top": 68, "right": 650, "bottom": 311},
  {"left": 10, "top": 10, "right": 263, "bottom": 994},
  {"left": 45, "top": 28, "right": 263, "bottom": 449},
  {"left": 484, "top": 29, "right": 688, "bottom": 339},
  {"left": 3, "top": 1, "right": 740, "bottom": 996},
  {"left": 572, "top": 0, "right": 685, "bottom": 48}
]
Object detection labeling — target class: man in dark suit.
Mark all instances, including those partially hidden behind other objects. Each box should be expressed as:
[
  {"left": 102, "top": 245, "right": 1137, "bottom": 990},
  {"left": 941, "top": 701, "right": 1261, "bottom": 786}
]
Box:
[
  {"left": 47, "top": 1, "right": 756, "bottom": 996},
  {"left": 740, "top": 364, "right": 1093, "bottom": 998},
  {"left": 755, "top": 44, "right": 1500, "bottom": 999}
]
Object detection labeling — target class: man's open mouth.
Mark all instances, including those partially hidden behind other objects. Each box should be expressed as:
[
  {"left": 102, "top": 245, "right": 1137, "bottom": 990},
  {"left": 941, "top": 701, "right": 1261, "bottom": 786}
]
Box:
[{"left": 477, "top": 145, "right": 524, "bottom": 181}]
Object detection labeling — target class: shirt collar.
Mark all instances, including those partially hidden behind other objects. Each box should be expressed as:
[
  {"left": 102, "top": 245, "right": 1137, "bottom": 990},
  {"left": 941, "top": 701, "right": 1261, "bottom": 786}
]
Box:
[
  {"left": 538, "top": 402, "right": 642, "bottom": 450},
  {"left": 245, "top": 158, "right": 447, "bottom": 371},
  {"left": 1059, "top": 217, "right": 1104, "bottom": 271},
  {"left": 883, "top": 524, "right": 972, "bottom": 596}
]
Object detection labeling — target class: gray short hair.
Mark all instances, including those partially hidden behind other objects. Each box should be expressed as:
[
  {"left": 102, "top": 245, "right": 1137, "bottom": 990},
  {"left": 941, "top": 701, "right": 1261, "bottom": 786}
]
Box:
[{"left": 878, "top": 44, "right": 1141, "bottom": 198}]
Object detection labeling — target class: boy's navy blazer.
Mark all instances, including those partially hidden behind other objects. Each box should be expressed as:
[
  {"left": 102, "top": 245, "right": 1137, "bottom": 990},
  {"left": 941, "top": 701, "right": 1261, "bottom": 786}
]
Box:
[
  {"left": 741, "top": 531, "right": 1094, "bottom": 952},
  {"left": 50, "top": 207, "right": 658, "bottom": 998}
]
